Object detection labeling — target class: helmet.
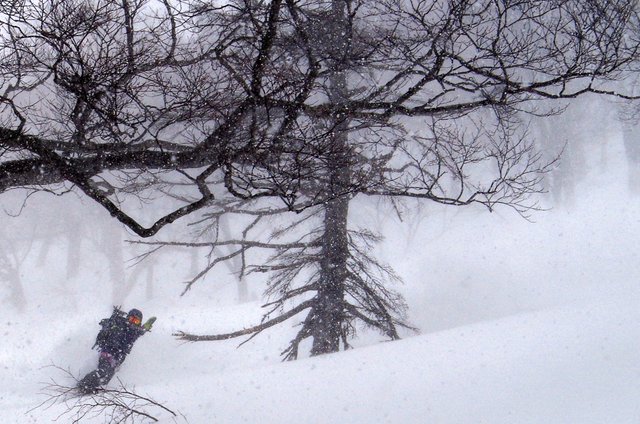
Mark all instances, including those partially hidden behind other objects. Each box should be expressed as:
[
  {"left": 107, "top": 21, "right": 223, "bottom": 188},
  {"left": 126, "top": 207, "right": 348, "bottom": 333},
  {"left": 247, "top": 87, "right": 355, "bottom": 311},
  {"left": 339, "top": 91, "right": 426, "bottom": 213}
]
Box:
[{"left": 127, "top": 308, "right": 143, "bottom": 325}]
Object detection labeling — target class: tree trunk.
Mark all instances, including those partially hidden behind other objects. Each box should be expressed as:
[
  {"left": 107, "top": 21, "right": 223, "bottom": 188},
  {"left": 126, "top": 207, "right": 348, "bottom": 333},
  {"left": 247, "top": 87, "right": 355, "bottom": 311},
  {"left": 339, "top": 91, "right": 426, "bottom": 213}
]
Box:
[
  {"left": 66, "top": 220, "right": 82, "bottom": 280},
  {"left": 0, "top": 243, "right": 26, "bottom": 311},
  {"left": 105, "top": 225, "right": 127, "bottom": 304},
  {"left": 7, "top": 265, "right": 26, "bottom": 311},
  {"left": 311, "top": 186, "right": 350, "bottom": 355},
  {"left": 310, "top": 0, "right": 351, "bottom": 353}
]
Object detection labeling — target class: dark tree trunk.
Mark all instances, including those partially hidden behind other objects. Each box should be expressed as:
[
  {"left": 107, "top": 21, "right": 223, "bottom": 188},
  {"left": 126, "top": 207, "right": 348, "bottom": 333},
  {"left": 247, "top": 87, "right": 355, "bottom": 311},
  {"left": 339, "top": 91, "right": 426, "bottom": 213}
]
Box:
[
  {"left": 311, "top": 178, "right": 350, "bottom": 355},
  {"left": 309, "top": 0, "right": 353, "bottom": 355}
]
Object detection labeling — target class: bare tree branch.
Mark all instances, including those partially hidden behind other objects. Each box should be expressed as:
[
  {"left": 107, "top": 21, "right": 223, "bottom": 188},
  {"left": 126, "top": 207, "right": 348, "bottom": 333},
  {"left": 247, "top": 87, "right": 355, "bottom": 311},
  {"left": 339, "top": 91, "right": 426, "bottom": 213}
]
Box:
[{"left": 32, "top": 365, "right": 183, "bottom": 423}]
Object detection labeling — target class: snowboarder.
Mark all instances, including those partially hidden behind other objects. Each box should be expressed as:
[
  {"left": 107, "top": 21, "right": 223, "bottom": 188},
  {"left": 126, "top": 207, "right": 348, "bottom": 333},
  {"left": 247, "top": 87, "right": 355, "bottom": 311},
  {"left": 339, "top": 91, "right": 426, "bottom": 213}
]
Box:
[{"left": 78, "top": 307, "right": 156, "bottom": 394}]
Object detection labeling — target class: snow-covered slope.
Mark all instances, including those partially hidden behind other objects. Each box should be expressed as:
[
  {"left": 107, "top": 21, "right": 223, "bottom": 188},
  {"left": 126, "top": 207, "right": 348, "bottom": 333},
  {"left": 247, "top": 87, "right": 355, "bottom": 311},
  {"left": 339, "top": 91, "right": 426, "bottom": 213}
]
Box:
[
  {"left": 5, "top": 295, "right": 639, "bottom": 424},
  {"left": 1, "top": 134, "right": 639, "bottom": 423}
]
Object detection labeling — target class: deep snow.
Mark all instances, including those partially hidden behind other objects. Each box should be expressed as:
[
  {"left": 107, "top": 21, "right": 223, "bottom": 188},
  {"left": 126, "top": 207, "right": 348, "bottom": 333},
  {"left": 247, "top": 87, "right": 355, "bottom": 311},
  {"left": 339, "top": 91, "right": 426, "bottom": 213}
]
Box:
[{"left": 1, "top": 132, "right": 639, "bottom": 423}]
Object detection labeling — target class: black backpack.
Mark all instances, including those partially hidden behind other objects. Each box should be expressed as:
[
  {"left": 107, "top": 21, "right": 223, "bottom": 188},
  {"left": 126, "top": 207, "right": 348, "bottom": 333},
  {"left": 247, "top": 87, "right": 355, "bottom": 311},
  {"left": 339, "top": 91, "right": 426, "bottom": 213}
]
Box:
[{"left": 93, "top": 306, "right": 126, "bottom": 350}]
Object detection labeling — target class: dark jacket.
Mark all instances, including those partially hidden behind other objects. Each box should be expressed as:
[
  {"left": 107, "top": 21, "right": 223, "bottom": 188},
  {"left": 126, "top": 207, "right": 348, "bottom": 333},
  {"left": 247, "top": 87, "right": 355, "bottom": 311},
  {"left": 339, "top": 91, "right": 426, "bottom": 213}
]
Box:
[{"left": 98, "top": 315, "right": 146, "bottom": 362}]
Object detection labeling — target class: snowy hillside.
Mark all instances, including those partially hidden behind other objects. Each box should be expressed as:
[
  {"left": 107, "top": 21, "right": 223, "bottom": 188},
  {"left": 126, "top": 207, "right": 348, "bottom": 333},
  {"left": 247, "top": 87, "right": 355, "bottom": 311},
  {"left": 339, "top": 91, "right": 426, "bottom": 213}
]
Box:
[
  {"left": 6, "top": 295, "right": 640, "bottom": 424},
  {"left": 1, "top": 134, "right": 639, "bottom": 423}
]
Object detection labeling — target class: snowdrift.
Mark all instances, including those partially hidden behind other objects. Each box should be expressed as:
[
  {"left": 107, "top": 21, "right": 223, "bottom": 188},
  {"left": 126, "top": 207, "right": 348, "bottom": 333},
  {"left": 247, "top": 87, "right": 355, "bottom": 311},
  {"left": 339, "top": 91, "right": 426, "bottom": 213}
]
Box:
[{"left": 4, "top": 295, "right": 638, "bottom": 423}]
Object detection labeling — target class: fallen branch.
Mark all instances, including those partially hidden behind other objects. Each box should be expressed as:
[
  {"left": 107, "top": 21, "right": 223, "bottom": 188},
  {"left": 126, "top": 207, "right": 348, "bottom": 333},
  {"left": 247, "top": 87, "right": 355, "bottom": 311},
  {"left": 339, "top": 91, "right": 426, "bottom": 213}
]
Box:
[{"left": 30, "top": 365, "right": 185, "bottom": 423}]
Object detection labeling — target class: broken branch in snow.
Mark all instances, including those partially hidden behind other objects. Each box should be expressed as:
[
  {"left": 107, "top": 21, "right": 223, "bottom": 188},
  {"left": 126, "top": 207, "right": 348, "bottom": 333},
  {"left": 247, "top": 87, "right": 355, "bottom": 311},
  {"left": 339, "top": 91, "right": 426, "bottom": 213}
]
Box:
[{"left": 31, "top": 365, "right": 184, "bottom": 424}]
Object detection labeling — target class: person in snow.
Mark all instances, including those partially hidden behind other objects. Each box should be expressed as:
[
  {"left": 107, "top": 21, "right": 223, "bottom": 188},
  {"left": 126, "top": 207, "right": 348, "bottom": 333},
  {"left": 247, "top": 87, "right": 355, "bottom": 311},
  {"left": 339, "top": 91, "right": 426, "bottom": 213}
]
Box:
[{"left": 78, "top": 307, "right": 156, "bottom": 394}]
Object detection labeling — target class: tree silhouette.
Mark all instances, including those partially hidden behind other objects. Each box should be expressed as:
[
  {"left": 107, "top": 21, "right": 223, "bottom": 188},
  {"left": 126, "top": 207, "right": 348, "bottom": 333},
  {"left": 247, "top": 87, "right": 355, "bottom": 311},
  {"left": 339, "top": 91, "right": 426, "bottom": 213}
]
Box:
[{"left": 1, "top": 0, "right": 640, "bottom": 357}]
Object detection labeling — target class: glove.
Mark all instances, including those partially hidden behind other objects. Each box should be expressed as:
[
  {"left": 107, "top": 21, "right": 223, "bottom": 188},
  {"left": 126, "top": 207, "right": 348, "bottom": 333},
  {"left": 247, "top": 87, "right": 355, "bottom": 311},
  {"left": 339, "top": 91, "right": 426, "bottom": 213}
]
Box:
[{"left": 143, "top": 316, "right": 157, "bottom": 331}]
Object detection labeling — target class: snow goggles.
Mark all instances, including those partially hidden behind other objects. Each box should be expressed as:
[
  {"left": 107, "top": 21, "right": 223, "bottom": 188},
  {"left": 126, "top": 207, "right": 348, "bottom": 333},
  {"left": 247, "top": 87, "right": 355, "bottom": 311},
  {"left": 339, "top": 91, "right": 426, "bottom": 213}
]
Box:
[{"left": 128, "top": 316, "right": 142, "bottom": 325}]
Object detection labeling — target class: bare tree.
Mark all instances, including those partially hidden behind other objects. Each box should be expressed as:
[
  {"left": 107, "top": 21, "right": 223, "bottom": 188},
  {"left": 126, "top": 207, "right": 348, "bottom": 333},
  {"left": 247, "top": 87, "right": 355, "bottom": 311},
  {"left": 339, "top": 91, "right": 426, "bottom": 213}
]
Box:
[
  {"left": 1, "top": 0, "right": 640, "bottom": 358},
  {"left": 155, "top": 0, "right": 640, "bottom": 358}
]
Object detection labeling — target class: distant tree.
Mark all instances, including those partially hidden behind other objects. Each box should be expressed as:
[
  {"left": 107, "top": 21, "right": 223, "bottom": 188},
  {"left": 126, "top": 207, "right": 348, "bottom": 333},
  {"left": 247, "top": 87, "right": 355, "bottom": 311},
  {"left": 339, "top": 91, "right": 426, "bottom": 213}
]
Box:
[
  {"left": 617, "top": 80, "right": 640, "bottom": 191},
  {"left": 1, "top": 0, "right": 640, "bottom": 357},
  {"left": 0, "top": 228, "right": 29, "bottom": 310},
  {"left": 621, "top": 121, "right": 640, "bottom": 192}
]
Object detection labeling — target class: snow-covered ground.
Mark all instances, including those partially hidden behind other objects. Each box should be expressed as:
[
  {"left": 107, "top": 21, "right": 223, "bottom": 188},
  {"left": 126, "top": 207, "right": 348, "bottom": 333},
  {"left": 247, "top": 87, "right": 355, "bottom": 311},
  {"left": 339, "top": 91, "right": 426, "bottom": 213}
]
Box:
[{"left": 1, "top": 133, "right": 639, "bottom": 423}]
